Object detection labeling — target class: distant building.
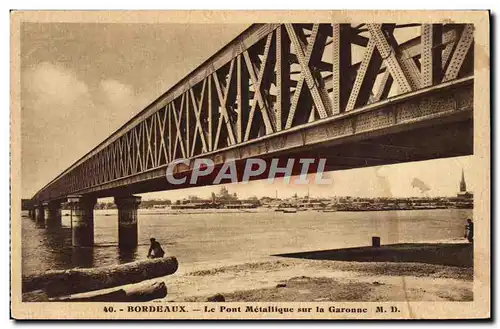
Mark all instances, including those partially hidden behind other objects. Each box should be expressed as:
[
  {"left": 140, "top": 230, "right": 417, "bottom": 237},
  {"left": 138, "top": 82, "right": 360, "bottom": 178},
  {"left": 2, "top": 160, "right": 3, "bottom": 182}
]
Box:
[
  {"left": 457, "top": 169, "right": 473, "bottom": 199},
  {"left": 455, "top": 169, "right": 473, "bottom": 209}
]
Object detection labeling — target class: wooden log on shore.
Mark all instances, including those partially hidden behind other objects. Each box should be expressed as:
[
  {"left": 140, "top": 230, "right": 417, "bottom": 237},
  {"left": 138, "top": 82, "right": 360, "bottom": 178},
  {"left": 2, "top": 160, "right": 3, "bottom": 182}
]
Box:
[
  {"left": 53, "top": 281, "right": 168, "bottom": 302},
  {"left": 121, "top": 281, "right": 168, "bottom": 302},
  {"left": 22, "top": 257, "right": 178, "bottom": 297},
  {"left": 22, "top": 290, "right": 50, "bottom": 302},
  {"left": 54, "top": 289, "right": 127, "bottom": 302}
]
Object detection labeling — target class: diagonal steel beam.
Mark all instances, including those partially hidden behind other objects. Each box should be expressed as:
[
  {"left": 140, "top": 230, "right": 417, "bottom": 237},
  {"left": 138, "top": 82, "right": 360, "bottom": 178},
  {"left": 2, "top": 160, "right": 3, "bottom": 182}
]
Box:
[
  {"left": 126, "top": 131, "right": 133, "bottom": 175},
  {"left": 134, "top": 123, "right": 144, "bottom": 173},
  {"left": 442, "top": 24, "right": 474, "bottom": 82},
  {"left": 332, "top": 24, "right": 352, "bottom": 114},
  {"left": 367, "top": 24, "right": 415, "bottom": 92},
  {"left": 236, "top": 53, "right": 249, "bottom": 143},
  {"left": 421, "top": 24, "right": 443, "bottom": 87},
  {"left": 372, "top": 70, "right": 393, "bottom": 103},
  {"left": 242, "top": 33, "right": 276, "bottom": 141},
  {"left": 171, "top": 99, "right": 187, "bottom": 159},
  {"left": 442, "top": 27, "right": 460, "bottom": 70},
  {"left": 213, "top": 59, "right": 237, "bottom": 149},
  {"left": 275, "top": 25, "right": 290, "bottom": 131},
  {"left": 118, "top": 137, "right": 124, "bottom": 177},
  {"left": 285, "top": 23, "right": 333, "bottom": 120},
  {"left": 285, "top": 24, "right": 320, "bottom": 128},
  {"left": 185, "top": 87, "right": 190, "bottom": 159},
  {"left": 156, "top": 108, "right": 169, "bottom": 164},
  {"left": 345, "top": 37, "right": 379, "bottom": 112},
  {"left": 144, "top": 116, "right": 156, "bottom": 169},
  {"left": 167, "top": 104, "right": 172, "bottom": 161},
  {"left": 189, "top": 80, "right": 209, "bottom": 156}
]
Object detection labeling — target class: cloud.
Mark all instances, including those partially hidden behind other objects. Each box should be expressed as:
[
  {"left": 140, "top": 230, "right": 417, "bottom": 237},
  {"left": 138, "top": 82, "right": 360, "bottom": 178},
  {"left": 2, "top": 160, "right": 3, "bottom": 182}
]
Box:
[
  {"left": 21, "top": 63, "right": 98, "bottom": 197},
  {"left": 97, "top": 78, "right": 148, "bottom": 132},
  {"left": 23, "top": 62, "right": 90, "bottom": 108},
  {"left": 21, "top": 64, "right": 144, "bottom": 197},
  {"left": 99, "top": 79, "right": 136, "bottom": 106}
]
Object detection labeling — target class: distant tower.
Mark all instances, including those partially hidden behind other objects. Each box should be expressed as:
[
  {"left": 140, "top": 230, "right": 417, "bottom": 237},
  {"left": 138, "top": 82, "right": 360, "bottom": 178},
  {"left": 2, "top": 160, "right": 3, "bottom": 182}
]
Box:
[
  {"left": 456, "top": 169, "right": 473, "bottom": 206},
  {"left": 460, "top": 169, "right": 467, "bottom": 192}
]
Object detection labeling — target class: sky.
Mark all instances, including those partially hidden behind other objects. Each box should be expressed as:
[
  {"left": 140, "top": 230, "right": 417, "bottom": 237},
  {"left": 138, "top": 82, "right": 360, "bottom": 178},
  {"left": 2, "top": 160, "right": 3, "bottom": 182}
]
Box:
[{"left": 20, "top": 23, "right": 474, "bottom": 201}]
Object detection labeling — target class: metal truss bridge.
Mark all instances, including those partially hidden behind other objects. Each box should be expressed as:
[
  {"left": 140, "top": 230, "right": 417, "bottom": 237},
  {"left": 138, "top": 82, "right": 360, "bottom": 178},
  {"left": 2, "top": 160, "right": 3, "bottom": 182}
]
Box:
[{"left": 32, "top": 23, "right": 474, "bottom": 204}]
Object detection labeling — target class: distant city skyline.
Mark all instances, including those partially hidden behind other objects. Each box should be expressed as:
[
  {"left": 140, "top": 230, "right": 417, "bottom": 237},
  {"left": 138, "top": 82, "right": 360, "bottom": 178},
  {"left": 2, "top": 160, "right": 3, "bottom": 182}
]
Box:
[{"left": 94, "top": 155, "right": 474, "bottom": 203}]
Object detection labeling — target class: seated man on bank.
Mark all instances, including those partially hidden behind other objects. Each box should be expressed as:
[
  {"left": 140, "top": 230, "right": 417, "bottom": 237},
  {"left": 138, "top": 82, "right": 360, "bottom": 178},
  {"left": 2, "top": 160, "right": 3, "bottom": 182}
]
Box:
[{"left": 147, "top": 237, "right": 165, "bottom": 258}]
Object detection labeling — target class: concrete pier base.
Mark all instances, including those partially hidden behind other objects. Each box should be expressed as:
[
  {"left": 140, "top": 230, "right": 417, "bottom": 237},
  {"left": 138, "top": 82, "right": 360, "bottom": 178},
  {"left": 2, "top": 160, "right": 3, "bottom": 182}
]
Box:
[
  {"left": 114, "top": 195, "right": 141, "bottom": 249},
  {"left": 35, "top": 205, "right": 44, "bottom": 224},
  {"left": 68, "top": 195, "right": 97, "bottom": 247},
  {"left": 43, "top": 201, "right": 62, "bottom": 228}
]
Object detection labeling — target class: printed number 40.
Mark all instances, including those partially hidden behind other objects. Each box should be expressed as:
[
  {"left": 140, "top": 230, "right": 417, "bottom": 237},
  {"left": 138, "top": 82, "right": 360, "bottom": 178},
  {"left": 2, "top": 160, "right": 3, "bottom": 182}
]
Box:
[{"left": 103, "top": 306, "right": 115, "bottom": 313}]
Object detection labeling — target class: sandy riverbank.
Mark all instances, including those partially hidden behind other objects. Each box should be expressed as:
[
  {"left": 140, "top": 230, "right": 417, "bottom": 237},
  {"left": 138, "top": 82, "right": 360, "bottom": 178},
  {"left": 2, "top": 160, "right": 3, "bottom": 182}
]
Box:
[
  {"left": 25, "top": 242, "right": 472, "bottom": 302},
  {"left": 161, "top": 242, "right": 473, "bottom": 302}
]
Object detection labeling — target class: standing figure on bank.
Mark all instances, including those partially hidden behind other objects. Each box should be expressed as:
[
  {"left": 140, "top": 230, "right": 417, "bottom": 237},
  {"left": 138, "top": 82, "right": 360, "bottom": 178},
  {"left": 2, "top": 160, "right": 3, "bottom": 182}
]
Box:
[
  {"left": 147, "top": 237, "right": 165, "bottom": 258},
  {"left": 464, "top": 219, "right": 473, "bottom": 243}
]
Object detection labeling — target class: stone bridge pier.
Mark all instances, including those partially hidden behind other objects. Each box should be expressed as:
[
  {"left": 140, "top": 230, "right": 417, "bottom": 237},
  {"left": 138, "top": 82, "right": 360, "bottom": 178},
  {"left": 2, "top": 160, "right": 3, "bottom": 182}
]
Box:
[
  {"left": 114, "top": 195, "right": 142, "bottom": 249},
  {"left": 65, "top": 194, "right": 142, "bottom": 249},
  {"left": 42, "top": 201, "right": 62, "bottom": 228},
  {"left": 34, "top": 204, "right": 44, "bottom": 224},
  {"left": 68, "top": 195, "right": 97, "bottom": 247}
]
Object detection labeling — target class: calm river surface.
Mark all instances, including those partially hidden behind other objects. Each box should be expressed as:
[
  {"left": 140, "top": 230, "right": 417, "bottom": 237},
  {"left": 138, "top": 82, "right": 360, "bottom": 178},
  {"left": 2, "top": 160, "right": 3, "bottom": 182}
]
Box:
[{"left": 21, "top": 208, "right": 472, "bottom": 275}]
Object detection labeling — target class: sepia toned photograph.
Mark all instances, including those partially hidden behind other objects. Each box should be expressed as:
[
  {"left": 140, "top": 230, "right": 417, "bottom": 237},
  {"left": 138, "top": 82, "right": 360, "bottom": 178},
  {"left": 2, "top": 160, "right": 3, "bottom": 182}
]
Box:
[{"left": 10, "top": 10, "right": 490, "bottom": 320}]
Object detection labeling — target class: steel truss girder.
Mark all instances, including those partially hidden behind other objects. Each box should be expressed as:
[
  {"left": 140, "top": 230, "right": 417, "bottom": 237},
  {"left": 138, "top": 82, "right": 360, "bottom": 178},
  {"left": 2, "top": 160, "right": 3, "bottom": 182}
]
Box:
[
  {"left": 32, "top": 23, "right": 474, "bottom": 202},
  {"left": 60, "top": 77, "right": 473, "bottom": 199}
]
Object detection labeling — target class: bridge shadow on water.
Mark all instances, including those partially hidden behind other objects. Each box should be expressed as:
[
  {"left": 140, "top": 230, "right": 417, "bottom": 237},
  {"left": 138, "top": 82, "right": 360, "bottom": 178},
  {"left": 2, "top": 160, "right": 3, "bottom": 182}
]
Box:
[{"left": 273, "top": 243, "right": 473, "bottom": 268}]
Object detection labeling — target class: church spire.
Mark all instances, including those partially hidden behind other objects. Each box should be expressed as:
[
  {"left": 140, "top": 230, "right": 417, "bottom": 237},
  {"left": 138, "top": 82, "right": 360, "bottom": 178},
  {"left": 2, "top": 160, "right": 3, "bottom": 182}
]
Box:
[{"left": 460, "top": 169, "right": 467, "bottom": 192}]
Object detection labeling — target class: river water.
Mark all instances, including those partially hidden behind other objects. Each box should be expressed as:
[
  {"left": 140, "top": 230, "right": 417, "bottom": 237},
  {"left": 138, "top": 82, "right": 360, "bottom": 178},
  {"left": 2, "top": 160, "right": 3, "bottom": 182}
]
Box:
[{"left": 21, "top": 208, "right": 472, "bottom": 275}]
